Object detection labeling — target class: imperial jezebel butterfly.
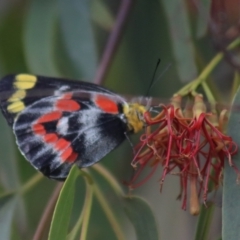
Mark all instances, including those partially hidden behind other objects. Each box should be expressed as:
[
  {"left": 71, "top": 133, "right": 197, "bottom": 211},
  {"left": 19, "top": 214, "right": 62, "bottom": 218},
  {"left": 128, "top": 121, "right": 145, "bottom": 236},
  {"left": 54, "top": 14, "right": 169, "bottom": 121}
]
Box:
[{"left": 0, "top": 74, "right": 147, "bottom": 180}]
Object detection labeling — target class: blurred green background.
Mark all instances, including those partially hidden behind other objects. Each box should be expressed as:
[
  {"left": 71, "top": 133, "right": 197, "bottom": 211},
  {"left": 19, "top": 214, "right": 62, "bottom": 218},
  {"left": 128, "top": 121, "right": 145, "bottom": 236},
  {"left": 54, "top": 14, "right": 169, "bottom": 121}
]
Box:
[{"left": 0, "top": 0, "right": 239, "bottom": 239}]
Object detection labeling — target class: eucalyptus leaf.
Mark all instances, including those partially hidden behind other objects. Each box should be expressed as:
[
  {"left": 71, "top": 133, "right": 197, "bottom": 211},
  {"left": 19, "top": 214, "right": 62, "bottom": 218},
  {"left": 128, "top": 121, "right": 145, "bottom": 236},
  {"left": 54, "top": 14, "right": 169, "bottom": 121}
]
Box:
[
  {"left": 124, "top": 196, "right": 159, "bottom": 240},
  {"left": 48, "top": 165, "right": 80, "bottom": 240},
  {"left": 0, "top": 116, "right": 19, "bottom": 190},
  {"left": 0, "top": 193, "right": 18, "bottom": 240},
  {"left": 24, "top": 0, "right": 59, "bottom": 75},
  {"left": 59, "top": 0, "right": 97, "bottom": 80},
  {"left": 223, "top": 85, "right": 240, "bottom": 239},
  {"left": 161, "top": 0, "right": 197, "bottom": 82},
  {"left": 196, "top": 0, "right": 211, "bottom": 38},
  {"left": 91, "top": 1, "right": 114, "bottom": 30}
]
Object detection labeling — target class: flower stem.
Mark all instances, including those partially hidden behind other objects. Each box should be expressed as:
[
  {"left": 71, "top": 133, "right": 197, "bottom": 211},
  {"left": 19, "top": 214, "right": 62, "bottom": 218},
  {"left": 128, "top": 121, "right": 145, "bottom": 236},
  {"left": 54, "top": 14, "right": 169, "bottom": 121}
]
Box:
[
  {"left": 79, "top": 179, "right": 93, "bottom": 240},
  {"left": 94, "top": 185, "right": 125, "bottom": 240},
  {"left": 67, "top": 207, "right": 84, "bottom": 240},
  {"left": 177, "top": 37, "right": 240, "bottom": 96},
  {"left": 201, "top": 81, "right": 216, "bottom": 109},
  {"left": 94, "top": 0, "right": 136, "bottom": 85},
  {"left": 67, "top": 171, "right": 94, "bottom": 240},
  {"left": 33, "top": 183, "right": 62, "bottom": 240},
  {"left": 20, "top": 172, "right": 43, "bottom": 195},
  {"left": 92, "top": 164, "right": 125, "bottom": 196}
]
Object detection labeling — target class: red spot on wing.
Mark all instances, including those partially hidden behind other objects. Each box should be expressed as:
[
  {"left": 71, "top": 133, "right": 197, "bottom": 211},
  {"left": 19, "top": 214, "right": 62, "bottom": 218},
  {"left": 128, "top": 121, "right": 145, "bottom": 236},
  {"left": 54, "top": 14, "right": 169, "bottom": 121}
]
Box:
[
  {"left": 95, "top": 95, "right": 119, "bottom": 114},
  {"left": 43, "top": 133, "right": 58, "bottom": 143},
  {"left": 32, "top": 123, "right": 46, "bottom": 135},
  {"left": 32, "top": 113, "right": 79, "bottom": 163},
  {"left": 37, "top": 111, "right": 62, "bottom": 123},
  {"left": 54, "top": 138, "right": 76, "bottom": 162},
  {"left": 55, "top": 99, "right": 80, "bottom": 111},
  {"left": 54, "top": 138, "right": 70, "bottom": 150},
  {"left": 61, "top": 147, "right": 73, "bottom": 162},
  {"left": 67, "top": 151, "right": 78, "bottom": 162}
]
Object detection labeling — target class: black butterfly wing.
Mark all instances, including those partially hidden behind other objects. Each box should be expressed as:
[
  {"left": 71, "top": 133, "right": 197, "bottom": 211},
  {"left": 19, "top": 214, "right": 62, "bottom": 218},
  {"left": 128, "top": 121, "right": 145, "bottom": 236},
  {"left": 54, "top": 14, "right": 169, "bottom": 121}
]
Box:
[
  {"left": 0, "top": 74, "right": 119, "bottom": 126},
  {"left": 13, "top": 93, "right": 127, "bottom": 180}
]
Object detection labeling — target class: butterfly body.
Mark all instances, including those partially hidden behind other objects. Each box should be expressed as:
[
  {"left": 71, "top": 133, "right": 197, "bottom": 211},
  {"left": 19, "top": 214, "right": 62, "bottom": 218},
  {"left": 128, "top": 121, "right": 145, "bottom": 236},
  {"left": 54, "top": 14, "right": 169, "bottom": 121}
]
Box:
[{"left": 0, "top": 74, "right": 147, "bottom": 180}]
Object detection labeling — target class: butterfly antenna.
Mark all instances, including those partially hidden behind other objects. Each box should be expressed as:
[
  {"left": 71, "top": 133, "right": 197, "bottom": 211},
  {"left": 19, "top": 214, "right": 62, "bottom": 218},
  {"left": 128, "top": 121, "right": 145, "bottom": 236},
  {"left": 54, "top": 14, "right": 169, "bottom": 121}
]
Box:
[
  {"left": 145, "top": 59, "right": 161, "bottom": 97},
  {"left": 155, "top": 63, "right": 172, "bottom": 87},
  {"left": 151, "top": 63, "right": 172, "bottom": 96}
]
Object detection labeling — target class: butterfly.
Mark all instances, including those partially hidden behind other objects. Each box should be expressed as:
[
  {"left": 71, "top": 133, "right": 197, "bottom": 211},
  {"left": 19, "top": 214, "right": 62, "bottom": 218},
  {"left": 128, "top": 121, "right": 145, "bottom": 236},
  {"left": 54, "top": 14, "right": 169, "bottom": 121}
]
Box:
[{"left": 0, "top": 74, "right": 148, "bottom": 180}]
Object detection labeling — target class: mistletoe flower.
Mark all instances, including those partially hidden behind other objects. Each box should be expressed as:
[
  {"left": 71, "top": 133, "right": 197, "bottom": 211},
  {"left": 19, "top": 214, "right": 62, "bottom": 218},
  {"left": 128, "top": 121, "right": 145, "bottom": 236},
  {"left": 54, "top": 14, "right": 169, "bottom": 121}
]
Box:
[{"left": 129, "top": 94, "right": 238, "bottom": 214}]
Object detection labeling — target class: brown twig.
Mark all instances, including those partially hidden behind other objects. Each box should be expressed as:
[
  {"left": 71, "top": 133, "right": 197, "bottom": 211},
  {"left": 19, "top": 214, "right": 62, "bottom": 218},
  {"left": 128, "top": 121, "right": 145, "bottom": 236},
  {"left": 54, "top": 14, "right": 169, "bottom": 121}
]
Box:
[
  {"left": 94, "top": 0, "right": 136, "bottom": 85},
  {"left": 33, "top": 183, "right": 63, "bottom": 240}
]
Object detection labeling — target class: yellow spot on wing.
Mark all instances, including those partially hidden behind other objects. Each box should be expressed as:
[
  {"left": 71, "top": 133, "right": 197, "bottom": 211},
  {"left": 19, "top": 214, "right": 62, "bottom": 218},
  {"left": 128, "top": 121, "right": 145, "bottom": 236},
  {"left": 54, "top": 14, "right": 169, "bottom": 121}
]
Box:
[
  {"left": 7, "top": 101, "right": 25, "bottom": 113},
  {"left": 14, "top": 74, "right": 37, "bottom": 89},
  {"left": 8, "top": 90, "right": 26, "bottom": 102}
]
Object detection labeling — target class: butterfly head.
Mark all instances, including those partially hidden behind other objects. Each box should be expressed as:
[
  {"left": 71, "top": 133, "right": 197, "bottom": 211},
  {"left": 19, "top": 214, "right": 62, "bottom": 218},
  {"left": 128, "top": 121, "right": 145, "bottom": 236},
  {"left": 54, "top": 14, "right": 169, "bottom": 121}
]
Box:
[{"left": 123, "top": 103, "right": 147, "bottom": 133}]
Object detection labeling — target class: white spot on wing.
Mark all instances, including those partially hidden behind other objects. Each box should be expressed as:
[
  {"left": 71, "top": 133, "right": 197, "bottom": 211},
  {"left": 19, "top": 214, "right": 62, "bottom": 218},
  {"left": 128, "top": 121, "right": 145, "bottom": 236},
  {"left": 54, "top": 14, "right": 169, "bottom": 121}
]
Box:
[
  {"left": 57, "top": 116, "right": 69, "bottom": 135},
  {"left": 78, "top": 107, "right": 101, "bottom": 124},
  {"left": 54, "top": 86, "right": 70, "bottom": 96},
  {"left": 83, "top": 125, "right": 100, "bottom": 146}
]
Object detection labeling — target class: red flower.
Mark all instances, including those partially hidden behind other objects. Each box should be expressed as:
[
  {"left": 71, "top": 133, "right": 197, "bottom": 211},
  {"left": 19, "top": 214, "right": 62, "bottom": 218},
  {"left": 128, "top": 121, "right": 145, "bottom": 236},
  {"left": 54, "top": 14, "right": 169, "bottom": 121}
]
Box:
[{"left": 129, "top": 94, "right": 238, "bottom": 214}]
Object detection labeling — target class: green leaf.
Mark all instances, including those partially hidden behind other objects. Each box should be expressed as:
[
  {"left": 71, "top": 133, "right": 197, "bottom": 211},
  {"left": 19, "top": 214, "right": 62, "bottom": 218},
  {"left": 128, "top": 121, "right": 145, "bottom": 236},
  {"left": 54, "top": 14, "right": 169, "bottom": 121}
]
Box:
[
  {"left": 161, "top": 0, "right": 197, "bottom": 82},
  {"left": 0, "top": 193, "right": 18, "bottom": 240},
  {"left": 91, "top": 1, "right": 114, "bottom": 30},
  {"left": 196, "top": 0, "right": 211, "bottom": 38},
  {"left": 0, "top": 115, "right": 27, "bottom": 232},
  {"left": 59, "top": 0, "right": 97, "bottom": 80},
  {"left": 223, "top": 85, "right": 240, "bottom": 240},
  {"left": 124, "top": 196, "right": 159, "bottom": 240},
  {"left": 48, "top": 165, "right": 80, "bottom": 240},
  {"left": 0, "top": 116, "right": 19, "bottom": 190},
  {"left": 194, "top": 204, "right": 214, "bottom": 240},
  {"left": 24, "top": 0, "right": 60, "bottom": 75}
]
